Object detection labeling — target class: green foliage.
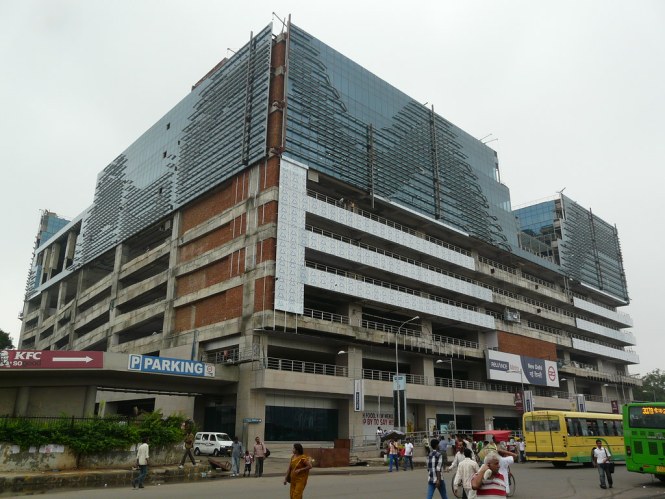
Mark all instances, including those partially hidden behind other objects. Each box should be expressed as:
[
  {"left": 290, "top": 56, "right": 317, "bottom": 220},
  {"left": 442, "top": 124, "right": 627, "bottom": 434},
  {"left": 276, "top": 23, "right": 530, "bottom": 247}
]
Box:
[
  {"left": 0, "top": 329, "right": 14, "bottom": 349},
  {"left": 635, "top": 369, "right": 665, "bottom": 402},
  {"left": 0, "top": 411, "right": 187, "bottom": 455}
]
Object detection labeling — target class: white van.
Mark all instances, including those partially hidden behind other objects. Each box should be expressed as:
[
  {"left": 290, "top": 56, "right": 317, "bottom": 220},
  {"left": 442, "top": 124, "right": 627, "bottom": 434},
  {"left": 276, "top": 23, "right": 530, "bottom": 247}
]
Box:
[{"left": 193, "top": 432, "right": 234, "bottom": 456}]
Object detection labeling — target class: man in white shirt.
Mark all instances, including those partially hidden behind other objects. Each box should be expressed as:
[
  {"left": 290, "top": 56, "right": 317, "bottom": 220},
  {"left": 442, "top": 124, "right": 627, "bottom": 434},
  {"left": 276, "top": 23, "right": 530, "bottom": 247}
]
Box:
[
  {"left": 402, "top": 438, "right": 415, "bottom": 470},
  {"left": 592, "top": 439, "right": 613, "bottom": 489},
  {"left": 517, "top": 439, "right": 525, "bottom": 463},
  {"left": 453, "top": 448, "right": 479, "bottom": 499},
  {"left": 133, "top": 437, "right": 149, "bottom": 489},
  {"left": 497, "top": 444, "right": 517, "bottom": 495}
]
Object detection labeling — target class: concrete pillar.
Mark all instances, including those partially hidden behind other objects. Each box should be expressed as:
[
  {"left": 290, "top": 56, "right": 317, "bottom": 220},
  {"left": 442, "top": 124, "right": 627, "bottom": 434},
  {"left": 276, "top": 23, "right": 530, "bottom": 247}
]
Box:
[
  {"left": 57, "top": 280, "right": 68, "bottom": 309},
  {"left": 82, "top": 385, "right": 97, "bottom": 416},
  {"left": 46, "top": 242, "right": 61, "bottom": 280},
  {"left": 162, "top": 213, "right": 181, "bottom": 350},
  {"left": 64, "top": 230, "right": 77, "bottom": 264},
  {"left": 421, "top": 319, "right": 434, "bottom": 340},
  {"left": 338, "top": 394, "right": 364, "bottom": 440},
  {"left": 481, "top": 407, "right": 495, "bottom": 431},
  {"left": 14, "top": 387, "right": 30, "bottom": 416},
  {"left": 37, "top": 291, "right": 49, "bottom": 327},
  {"left": 108, "top": 243, "right": 129, "bottom": 347},
  {"left": 236, "top": 333, "right": 268, "bottom": 445},
  {"left": 348, "top": 303, "right": 362, "bottom": 328}
]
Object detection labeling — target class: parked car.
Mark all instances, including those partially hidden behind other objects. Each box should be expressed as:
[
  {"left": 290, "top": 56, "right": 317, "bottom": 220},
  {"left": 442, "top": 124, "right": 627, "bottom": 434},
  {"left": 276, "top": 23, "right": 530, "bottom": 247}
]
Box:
[{"left": 193, "top": 432, "right": 233, "bottom": 456}]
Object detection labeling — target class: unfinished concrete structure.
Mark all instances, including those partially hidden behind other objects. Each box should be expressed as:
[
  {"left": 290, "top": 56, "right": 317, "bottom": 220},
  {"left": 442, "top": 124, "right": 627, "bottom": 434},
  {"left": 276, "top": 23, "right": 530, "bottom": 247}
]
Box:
[{"left": 17, "top": 18, "right": 638, "bottom": 441}]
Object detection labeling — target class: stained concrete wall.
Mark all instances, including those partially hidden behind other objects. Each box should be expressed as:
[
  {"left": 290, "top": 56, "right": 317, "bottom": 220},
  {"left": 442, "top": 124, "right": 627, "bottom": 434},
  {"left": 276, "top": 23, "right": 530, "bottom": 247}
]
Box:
[{"left": 0, "top": 443, "right": 182, "bottom": 472}]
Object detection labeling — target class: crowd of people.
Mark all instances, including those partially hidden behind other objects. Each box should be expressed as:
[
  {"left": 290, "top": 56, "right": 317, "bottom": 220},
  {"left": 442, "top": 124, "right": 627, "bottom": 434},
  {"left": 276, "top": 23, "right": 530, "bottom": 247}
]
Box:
[
  {"left": 126, "top": 427, "right": 617, "bottom": 498},
  {"left": 379, "top": 433, "right": 525, "bottom": 498}
]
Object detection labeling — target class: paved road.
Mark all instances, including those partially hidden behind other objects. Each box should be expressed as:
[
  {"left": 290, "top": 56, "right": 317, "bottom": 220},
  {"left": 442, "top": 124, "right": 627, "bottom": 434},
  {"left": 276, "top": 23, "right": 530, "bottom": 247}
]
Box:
[{"left": 37, "top": 463, "right": 665, "bottom": 499}]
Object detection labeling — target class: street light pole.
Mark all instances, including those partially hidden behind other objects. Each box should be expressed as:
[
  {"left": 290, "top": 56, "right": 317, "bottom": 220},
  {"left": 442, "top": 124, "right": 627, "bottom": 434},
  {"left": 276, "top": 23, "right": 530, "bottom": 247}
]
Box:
[
  {"left": 395, "top": 315, "right": 419, "bottom": 432},
  {"left": 436, "top": 358, "right": 457, "bottom": 431}
]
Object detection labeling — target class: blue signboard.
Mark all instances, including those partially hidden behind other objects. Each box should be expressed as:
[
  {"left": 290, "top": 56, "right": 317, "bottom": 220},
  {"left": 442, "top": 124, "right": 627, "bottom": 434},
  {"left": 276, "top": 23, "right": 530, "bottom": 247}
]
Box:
[{"left": 128, "top": 355, "right": 215, "bottom": 377}]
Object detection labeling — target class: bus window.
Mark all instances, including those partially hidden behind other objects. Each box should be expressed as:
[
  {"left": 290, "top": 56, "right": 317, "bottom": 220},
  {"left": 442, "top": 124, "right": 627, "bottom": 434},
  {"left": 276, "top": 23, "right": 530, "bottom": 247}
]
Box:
[
  {"left": 601, "top": 421, "right": 609, "bottom": 436},
  {"left": 566, "top": 418, "right": 575, "bottom": 436},
  {"left": 586, "top": 420, "right": 599, "bottom": 436},
  {"left": 614, "top": 420, "right": 623, "bottom": 436},
  {"left": 525, "top": 417, "right": 559, "bottom": 432}
]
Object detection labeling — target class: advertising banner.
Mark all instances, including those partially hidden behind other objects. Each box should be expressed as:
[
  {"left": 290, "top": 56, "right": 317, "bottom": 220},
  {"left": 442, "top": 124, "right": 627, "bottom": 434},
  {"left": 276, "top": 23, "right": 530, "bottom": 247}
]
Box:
[
  {"left": 485, "top": 350, "right": 559, "bottom": 387},
  {"left": 0, "top": 350, "right": 103, "bottom": 369}
]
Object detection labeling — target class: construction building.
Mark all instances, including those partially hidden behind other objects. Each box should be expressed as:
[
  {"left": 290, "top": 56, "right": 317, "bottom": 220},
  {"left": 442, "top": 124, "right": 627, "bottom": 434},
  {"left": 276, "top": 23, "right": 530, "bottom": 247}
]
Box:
[{"left": 17, "top": 19, "right": 638, "bottom": 441}]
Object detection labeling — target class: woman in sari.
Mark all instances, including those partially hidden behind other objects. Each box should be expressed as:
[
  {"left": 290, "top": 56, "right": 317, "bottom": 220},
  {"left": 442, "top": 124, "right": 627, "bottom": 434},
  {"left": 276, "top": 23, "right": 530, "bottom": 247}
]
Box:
[{"left": 284, "top": 443, "right": 313, "bottom": 499}]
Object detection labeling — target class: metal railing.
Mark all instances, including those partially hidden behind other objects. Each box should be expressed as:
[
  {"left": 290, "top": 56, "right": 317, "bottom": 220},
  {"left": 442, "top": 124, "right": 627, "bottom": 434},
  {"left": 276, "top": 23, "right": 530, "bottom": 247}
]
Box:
[
  {"left": 307, "top": 190, "right": 470, "bottom": 257},
  {"left": 306, "top": 260, "right": 479, "bottom": 312},
  {"left": 266, "top": 357, "right": 348, "bottom": 377}
]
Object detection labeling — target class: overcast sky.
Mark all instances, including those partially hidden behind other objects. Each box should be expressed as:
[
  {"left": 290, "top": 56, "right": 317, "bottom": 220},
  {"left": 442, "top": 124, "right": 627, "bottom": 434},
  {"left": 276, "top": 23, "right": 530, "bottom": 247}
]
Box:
[{"left": 1, "top": 0, "right": 662, "bottom": 376}]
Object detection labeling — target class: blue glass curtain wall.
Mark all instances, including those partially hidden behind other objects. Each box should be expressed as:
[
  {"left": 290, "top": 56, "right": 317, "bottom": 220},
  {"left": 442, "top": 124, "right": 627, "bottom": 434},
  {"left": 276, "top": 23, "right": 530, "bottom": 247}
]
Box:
[
  {"left": 72, "top": 24, "right": 273, "bottom": 268},
  {"left": 284, "top": 24, "right": 516, "bottom": 250}
]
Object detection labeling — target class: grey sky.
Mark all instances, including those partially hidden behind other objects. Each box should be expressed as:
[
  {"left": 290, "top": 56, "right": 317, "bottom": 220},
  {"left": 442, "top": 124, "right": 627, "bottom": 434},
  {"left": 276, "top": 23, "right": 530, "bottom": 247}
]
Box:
[{"left": 1, "top": 0, "right": 662, "bottom": 376}]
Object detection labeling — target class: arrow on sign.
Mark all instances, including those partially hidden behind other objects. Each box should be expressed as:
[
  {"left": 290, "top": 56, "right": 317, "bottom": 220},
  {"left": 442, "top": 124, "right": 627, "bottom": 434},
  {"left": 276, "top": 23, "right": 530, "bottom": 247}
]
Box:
[{"left": 52, "top": 356, "right": 95, "bottom": 363}]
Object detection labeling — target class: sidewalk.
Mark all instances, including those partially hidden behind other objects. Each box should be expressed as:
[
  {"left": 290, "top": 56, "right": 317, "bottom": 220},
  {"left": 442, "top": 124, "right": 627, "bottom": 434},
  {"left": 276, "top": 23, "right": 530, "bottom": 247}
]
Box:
[{"left": 0, "top": 457, "right": 413, "bottom": 496}]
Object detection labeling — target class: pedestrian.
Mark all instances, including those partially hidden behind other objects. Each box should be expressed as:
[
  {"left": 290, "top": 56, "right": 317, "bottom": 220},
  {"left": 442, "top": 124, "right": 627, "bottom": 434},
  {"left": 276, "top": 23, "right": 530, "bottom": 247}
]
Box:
[
  {"left": 132, "top": 437, "right": 149, "bottom": 489},
  {"left": 178, "top": 430, "right": 196, "bottom": 468},
  {"left": 471, "top": 453, "right": 506, "bottom": 497},
  {"left": 253, "top": 436, "right": 267, "bottom": 477},
  {"left": 426, "top": 438, "right": 448, "bottom": 499},
  {"left": 446, "top": 443, "right": 466, "bottom": 475},
  {"left": 243, "top": 450, "right": 253, "bottom": 476},
  {"left": 453, "top": 448, "right": 479, "bottom": 499},
  {"left": 284, "top": 443, "right": 313, "bottom": 499},
  {"left": 403, "top": 438, "right": 414, "bottom": 470},
  {"left": 496, "top": 444, "right": 517, "bottom": 495},
  {"left": 388, "top": 439, "right": 399, "bottom": 472},
  {"left": 438, "top": 437, "right": 449, "bottom": 464},
  {"left": 518, "top": 439, "right": 525, "bottom": 463},
  {"left": 230, "top": 436, "right": 243, "bottom": 477},
  {"left": 592, "top": 439, "right": 613, "bottom": 489}
]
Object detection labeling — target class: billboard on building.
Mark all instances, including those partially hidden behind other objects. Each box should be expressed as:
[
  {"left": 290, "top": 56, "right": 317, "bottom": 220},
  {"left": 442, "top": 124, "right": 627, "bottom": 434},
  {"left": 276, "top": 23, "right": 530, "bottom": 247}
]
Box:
[{"left": 485, "top": 350, "right": 559, "bottom": 387}]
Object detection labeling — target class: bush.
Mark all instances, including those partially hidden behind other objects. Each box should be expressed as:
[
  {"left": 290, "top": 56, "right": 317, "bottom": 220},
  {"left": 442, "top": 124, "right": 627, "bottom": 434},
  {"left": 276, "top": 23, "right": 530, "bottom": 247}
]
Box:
[{"left": 0, "top": 411, "right": 187, "bottom": 456}]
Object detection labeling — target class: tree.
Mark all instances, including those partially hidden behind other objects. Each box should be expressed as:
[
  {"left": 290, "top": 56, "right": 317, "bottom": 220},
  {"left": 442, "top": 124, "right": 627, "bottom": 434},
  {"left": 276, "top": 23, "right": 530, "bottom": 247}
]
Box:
[
  {"left": 0, "top": 329, "right": 14, "bottom": 349},
  {"left": 634, "top": 369, "right": 665, "bottom": 402}
]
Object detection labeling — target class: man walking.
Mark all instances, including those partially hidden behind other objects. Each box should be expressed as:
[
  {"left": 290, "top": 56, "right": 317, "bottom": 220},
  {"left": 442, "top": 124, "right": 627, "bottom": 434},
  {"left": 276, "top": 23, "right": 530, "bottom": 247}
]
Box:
[
  {"left": 132, "top": 437, "right": 149, "bottom": 489},
  {"left": 453, "top": 448, "right": 479, "bottom": 499},
  {"left": 252, "top": 436, "right": 267, "bottom": 477},
  {"left": 178, "top": 430, "right": 196, "bottom": 468},
  {"left": 388, "top": 439, "right": 399, "bottom": 472},
  {"left": 403, "top": 438, "right": 414, "bottom": 470},
  {"left": 517, "top": 439, "right": 525, "bottom": 463},
  {"left": 230, "top": 436, "right": 243, "bottom": 477},
  {"left": 426, "top": 438, "right": 448, "bottom": 499},
  {"left": 592, "top": 439, "right": 613, "bottom": 489}
]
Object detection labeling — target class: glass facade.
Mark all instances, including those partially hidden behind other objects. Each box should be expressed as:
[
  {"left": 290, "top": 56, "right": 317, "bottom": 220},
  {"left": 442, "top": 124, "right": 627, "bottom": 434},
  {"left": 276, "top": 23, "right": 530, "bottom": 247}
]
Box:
[
  {"left": 265, "top": 406, "right": 338, "bottom": 441},
  {"left": 514, "top": 196, "right": 629, "bottom": 302},
  {"left": 559, "top": 195, "right": 628, "bottom": 301},
  {"left": 72, "top": 24, "right": 273, "bottom": 268},
  {"left": 26, "top": 211, "right": 71, "bottom": 293},
  {"left": 284, "top": 24, "right": 517, "bottom": 250}
]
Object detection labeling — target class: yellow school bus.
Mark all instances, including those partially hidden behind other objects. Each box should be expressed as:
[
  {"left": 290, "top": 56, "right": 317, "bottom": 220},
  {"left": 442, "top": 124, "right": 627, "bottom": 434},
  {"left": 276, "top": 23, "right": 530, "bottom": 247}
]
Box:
[{"left": 523, "top": 410, "right": 624, "bottom": 467}]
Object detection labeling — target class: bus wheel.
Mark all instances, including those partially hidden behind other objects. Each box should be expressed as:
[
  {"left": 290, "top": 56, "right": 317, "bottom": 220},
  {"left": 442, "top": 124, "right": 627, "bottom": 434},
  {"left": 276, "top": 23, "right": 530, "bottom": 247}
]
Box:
[
  {"left": 552, "top": 462, "right": 567, "bottom": 468},
  {"left": 656, "top": 474, "right": 665, "bottom": 482}
]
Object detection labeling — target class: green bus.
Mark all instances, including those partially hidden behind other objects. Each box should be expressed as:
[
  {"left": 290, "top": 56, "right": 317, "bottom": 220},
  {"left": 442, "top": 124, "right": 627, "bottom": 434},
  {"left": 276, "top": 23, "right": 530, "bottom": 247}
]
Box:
[{"left": 623, "top": 402, "right": 665, "bottom": 482}]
